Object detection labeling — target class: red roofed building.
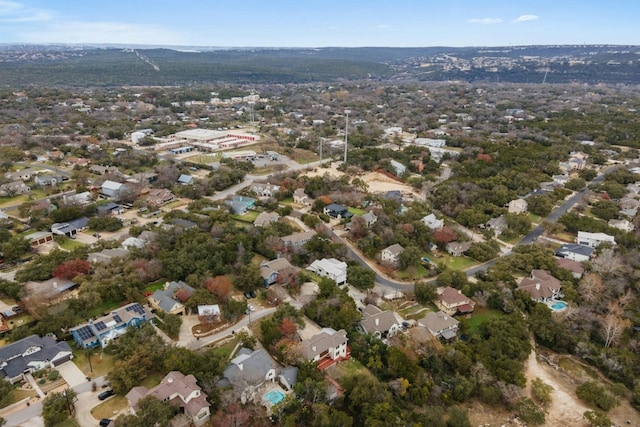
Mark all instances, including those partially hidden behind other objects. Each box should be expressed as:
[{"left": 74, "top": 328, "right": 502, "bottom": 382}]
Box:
[{"left": 435, "top": 286, "right": 475, "bottom": 316}]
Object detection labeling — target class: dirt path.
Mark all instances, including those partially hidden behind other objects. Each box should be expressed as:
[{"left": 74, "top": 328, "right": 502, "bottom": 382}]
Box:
[{"left": 524, "top": 350, "right": 589, "bottom": 427}]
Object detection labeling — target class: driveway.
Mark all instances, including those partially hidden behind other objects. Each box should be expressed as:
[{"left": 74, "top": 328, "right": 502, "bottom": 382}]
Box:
[{"left": 57, "top": 361, "right": 87, "bottom": 388}]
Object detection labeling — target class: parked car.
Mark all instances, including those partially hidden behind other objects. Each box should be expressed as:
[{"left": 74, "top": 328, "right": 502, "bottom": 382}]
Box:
[
  {"left": 244, "top": 291, "right": 256, "bottom": 299},
  {"left": 248, "top": 304, "right": 256, "bottom": 312},
  {"left": 99, "top": 419, "right": 112, "bottom": 427},
  {"left": 98, "top": 390, "right": 114, "bottom": 401},
  {"left": 11, "top": 306, "right": 21, "bottom": 314}
]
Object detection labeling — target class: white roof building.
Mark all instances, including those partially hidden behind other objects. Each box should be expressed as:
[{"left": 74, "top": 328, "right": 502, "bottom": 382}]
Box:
[{"left": 306, "top": 258, "right": 347, "bottom": 285}]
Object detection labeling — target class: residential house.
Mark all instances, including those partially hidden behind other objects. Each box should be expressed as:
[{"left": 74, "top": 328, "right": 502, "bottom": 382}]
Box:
[
  {"left": 69, "top": 302, "right": 153, "bottom": 349},
  {"left": 90, "top": 165, "right": 121, "bottom": 176},
  {"left": 260, "top": 258, "right": 295, "bottom": 287},
  {"left": 323, "top": 203, "right": 352, "bottom": 220},
  {"left": 254, "top": 211, "right": 280, "bottom": 228},
  {"left": 415, "top": 138, "right": 446, "bottom": 148},
  {"left": 251, "top": 183, "right": 281, "bottom": 198},
  {"left": 96, "top": 202, "right": 124, "bottom": 216},
  {"left": 555, "top": 258, "right": 585, "bottom": 279},
  {"left": 23, "top": 277, "right": 78, "bottom": 303},
  {"left": 419, "top": 311, "right": 459, "bottom": 340},
  {"left": 359, "top": 305, "right": 404, "bottom": 339},
  {"left": 278, "top": 367, "right": 299, "bottom": 391},
  {"left": 5, "top": 168, "right": 38, "bottom": 181},
  {"left": 197, "top": 305, "right": 221, "bottom": 323},
  {"left": 360, "top": 211, "right": 378, "bottom": 227},
  {"left": 28, "top": 199, "right": 56, "bottom": 215},
  {"left": 146, "top": 188, "right": 175, "bottom": 207},
  {"left": 446, "top": 241, "right": 472, "bottom": 257},
  {"left": 149, "top": 281, "right": 194, "bottom": 316},
  {"left": 177, "top": 174, "right": 195, "bottom": 185},
  {"left": 576, "top": 231, "right": 616, "bottom": 248},
  {"left": 24, "top": 231, "right": 54, "bottom": 248},
  {"left": 608, "top": 219, "right": 634, "bottom": 232},
  {"left": 293, "top": 188, "right": 312, "bottom": 206},
  {"left": 410, "top": 159, "right": 424, "bottom": 172},
  {"left": 66, "top": 157, "right": 91, "bottom": 167},
  {"left": 126, "top": 371, "right": 210, "bottom": 426},
  {"left": 88, "top": 248, "right": 130, "bottom": 264},
  {"left": 224, "top": 195, "right": 256, "bottom": 215},
  {"left": 62, "top": 191, "right": 93, "bottom": 207},
  {"left": 0, "top": 335, "right": 73, "bottom": 384},
  {"left": 122, "top": 237, "right": 146, "bottom": 249},
  {"left": 222, "top": 348, "right": 279, "bottom": 404},
  {"left": 389, "top": 160, "right": 406, "bottom": 177},
  {"left": 0, "top": 181, "right": 30, "bottom": 197},
  {"left": 552, "top": 174, "right": 570, "bottom": 186},
  {"left": 307, "top": 258, "right": 347, "bottom": 285},
  {"left": 380, "top": 244, "right": 405, "bottom": 267},
  {"left": 619, "top": 197, "right": 640, "bottom": 211},
  {"left": 435, "top": 286, "right": 475, "bottom": 316},
  {"left": 484, "top": 216, "right": 507, "bottom": 237},
  {"left": 517, "top": 270, "right": 563, "bottom": 303},
  {"left": 101, "top": 180, "right": 125, "bottom": 199},
  {"left": 421, "top": 213, "right": 444, "bottom": 230},
  {"left": 508, "top": 198, "right": 528, "bottom": 214},
  {"left": 170, "top": 218, "right": 197, "bottom": 231},
  {"left": 280, "top": 230, "right": 316, "bottom": 251},
  {"left": 130, "top": 172, "right": 158, "bottom": 185},
  {"left": 34, "top": 174, "right": 63, "bottom": 188},
  {"left": 300, "top": 328, "right": 349, "bottom": 370},
  {"left": 51, "top": 217, "right": 89, "bottom": 238},
  {"left": 381, "top": 190, "right": 403, "bottom": 204},
  {"left": 554, "top": 244, "right": 593, "bottom": 262}
]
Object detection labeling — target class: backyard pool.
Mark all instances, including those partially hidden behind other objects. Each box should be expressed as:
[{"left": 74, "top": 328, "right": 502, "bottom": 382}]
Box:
[
  {"left": 263, "top": 390, "right": 285, "bottom": 405},
  {"left": 549, "top": 301, "right": 568, "bottom": 311}
]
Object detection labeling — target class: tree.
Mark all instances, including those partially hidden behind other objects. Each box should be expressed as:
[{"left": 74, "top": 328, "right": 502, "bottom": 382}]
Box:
[
  {"left": 583, "top": 410, "right": 612, "bottom": 427},
  {"left": 414, "top": 281, "right": 437, "bottom": 304},
  {"left": 0, "top": 380, "right": 13, "bottom": 408},
  {"left": 42, "top": 389, "right": 76, "bottom": 427},
  {"left": 398, "top": 246, "right": 422, "bottom": 269},
  {"left": 0, "top": 236, "right": 30, "bottom": 262},
  {"left": 52, "top": 259, "right": 91, "bottom": 280},
  {"left": 576, "top": 381, "right": 618, "bottom": 411},
  {"left": 232, "top": 264, "right": 262, "bottom": 293},
  {"left": 515, "top": 397, "right": 546, "bottom": 425},
  {"left": 527, "top": 195, "right": 553, "bottom": 217},
  {"left": 115, "top": 395, "right": 176, "bottom": 427},
  {"left": 601, "top": 302, "right": 630, "bottom": 348},
  {"left": 347, "top": 264, "right": 375, "bottom": 291},
  {"left": 531, "top": 377, "right": 553, "bottom": 405},
  {"left": 205, "top": 275, "right": 232, "bottom": 300}
]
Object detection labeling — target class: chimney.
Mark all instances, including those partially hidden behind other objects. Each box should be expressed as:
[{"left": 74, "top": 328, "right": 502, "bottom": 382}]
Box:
[
  {"left": 167, "top": 377, "right": 173, "bottom": 383},
  {"left": 375, "top": 318, "right": 380, "bottom": 326},
  {"left": 535, "top": 283, "right": 540, "bottom": 290},
  {"left": 238, "top": 363, "right": 243, "bottom": 371},
  {"left": 53, "top": 281, "right": 58, "bottom": 288}
]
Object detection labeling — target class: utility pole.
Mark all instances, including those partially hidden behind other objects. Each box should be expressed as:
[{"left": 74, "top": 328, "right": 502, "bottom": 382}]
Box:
[{"left": 343, "top": 109, "right": 350, "bottom": 164}]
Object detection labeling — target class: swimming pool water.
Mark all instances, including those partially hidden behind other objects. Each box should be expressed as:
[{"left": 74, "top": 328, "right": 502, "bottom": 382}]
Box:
[
  {"left": 550, "top": 301, "right": 567, "bottom": 310},
  {"left": 264, "top": 390, "right": 285, "bottom": 405}
]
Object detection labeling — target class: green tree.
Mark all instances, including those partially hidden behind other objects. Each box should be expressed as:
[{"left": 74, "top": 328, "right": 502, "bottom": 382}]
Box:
[
  {"left": 583, "top": 410, "right": 612, "bottom": 427},
  {"left": 415, "top": 281, "right": 437, "bottom": 304},
  {"left": 527, "top": 195, "right": 554, "bottom": 217},
  {"left": 0, "top": 236, "right": 30, "bottom": 262},
  {"left": 347, "top": 264, "right": 375, "bottom": 291},
  {"left": 516, "top": 397, "right": 546, "bottom": 425},
  {"left": 531, "top": 377, "right": 553, "bottom": 405},
  {"left": 565, "top": 178, "right": 586, "bottom": 191},
  {"left": 576, "top": 381, "right": 618, "bottom": 411},
  {"left": 115, "top": 395, "right": 176, "bottom": 427},
  {"left": 42, "top": 389, "right": 76, "bottom": 427},
  {"left": 398, "top": 245, "right": 422, "bottom": 269},
  {"left": 233, "top": 264, "right": 262, "bottom": 293},
  {"left": 0, "top": 380, "right": 13, "bottom": 408}
]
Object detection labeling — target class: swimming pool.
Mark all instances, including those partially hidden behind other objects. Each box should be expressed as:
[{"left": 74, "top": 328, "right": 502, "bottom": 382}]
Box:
[
  {"left": 549, "top": 301, "right": 567, "bottom": 311},
  {"left": 263, "top": 390, "right": 285, "bottom": 405}
]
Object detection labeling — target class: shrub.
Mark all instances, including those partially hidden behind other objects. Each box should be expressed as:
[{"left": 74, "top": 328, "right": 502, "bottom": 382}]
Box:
[
  {"left": 576, "top": 381, "right": 618, "bottom": 411},
  {"left": 47, "top": 370, "right": 59, "bottom": 381}
]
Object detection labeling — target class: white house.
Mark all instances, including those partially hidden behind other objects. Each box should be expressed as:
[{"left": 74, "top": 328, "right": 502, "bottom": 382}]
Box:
[
  {"left": 101, "top": 180, "right": 124, "bottom": 198},
  {"left": 421, "top": 213, "right": 444, "bottom": 230},
  {"left": 381, "top": 244, "right": 404, "bottom": 267},
  {"left": 306, "top": 258, "right": 347, "bottom": 285},
  {"left": 608, "top": 219, "right": 634, "bottom": 232},
  {"left": 359, "top": 305, "right": 404, "bottom": 339},
  {"left": 554, "top": 244, "right": 594, "bottom": 262},
  {"left": 300, "top": 328, "right": 349, "bottom": 366},
  {"left": 576, "top": 231, "right": 616, "bottom": 248},
  {"left": 389, "top": 160, "right": 406, "bottom": 177}
]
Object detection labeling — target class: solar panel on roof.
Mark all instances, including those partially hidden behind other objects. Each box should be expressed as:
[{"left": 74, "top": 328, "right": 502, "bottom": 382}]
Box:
[
  {"left": 75, "top": 325, "right": 95, "bottom": 341},
  {"left": 125, "top": 303, "right": 145, "bottom": 315},
  {"left": 94, "top": 321, "right": 106, "bottom": 331},
  {"left": 112, "top": 314, "right": 122, "bottom": 323}
]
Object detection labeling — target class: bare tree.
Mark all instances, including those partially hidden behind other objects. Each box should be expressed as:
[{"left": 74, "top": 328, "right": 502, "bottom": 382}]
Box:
[
  {"left": 601, "top": 301, "right": 631, "bottom": 348},
  {"left": 591, "top": 248, "right": 623, "bottom": 276},
  {"left": 578, "top": 272, "right": 604, "bottom": 304}
]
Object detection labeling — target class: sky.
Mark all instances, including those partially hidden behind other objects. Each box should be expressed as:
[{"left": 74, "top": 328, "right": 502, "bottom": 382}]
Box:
[{"left": 0, "top": 0, "right": 637, "bottom": 48}]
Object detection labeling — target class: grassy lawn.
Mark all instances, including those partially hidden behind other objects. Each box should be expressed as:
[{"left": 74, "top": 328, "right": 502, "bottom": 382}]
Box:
[
  {"left": 348, "top": 207, "right": 366, "bottom": 216},
  {"left": 6, "top": 387, "right": 37, "bottom": 406},
  {"left": 439, "top": 256, "right": 476, "bottom": 270},
  {"left": 528, "top": 213, "right": 542, "bottom": 224},
  {"left": 54, "top": 418, "right": 81, "bottom": 427},
  {"left": 163, "top": 200, "right": 187, "bottom": 210},
  {"left": 0, "top": 194, "right": 28, "bottom": 208},
  {"left": 500, "top": 234, "right": 522, "bottom": 245},
  {"left": 462, "top": 306, "right": 505, "bottom": 333},
  {"left": 399, "top": 303, "right": 434, "bottom": 320},
  {"left": 554, "top": 231, "right": 576, "bottom": 242},
  {"left": 185, "top": 153, "right": 220, "bottom": 164},
  {"left": 325, "top": 359, "right": 373, "bottom": 383},
  {"left": 143, "top": 281, "right": 166, "bottom": 293},
  {"left": 56, "top": 237, "right": 85, "bottom": 250},
  {"left": 395, "top": 264, "right": 430, "bottom": 280},
  {"left": 72, "top": 349, "right": 115, "bottom": 378},
  {"left": 233, "top": 210, "right": 260, "bottom": 223},
  {"left": 91, "top": 395, "right": 127, "bottom": 420}
]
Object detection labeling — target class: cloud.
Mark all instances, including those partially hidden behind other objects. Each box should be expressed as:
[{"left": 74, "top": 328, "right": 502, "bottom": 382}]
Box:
[
  {"left": 20, "top": 21, "right": 188, "bottom": 45},
  {"left": 513, "top": 14, "right": 538, "bottom": 23},
  {"left": 0, "top": 0, "right": 53, "bottom": 22},
  {"left": 468, "top": 18, "right": 503, "bottom": 24}
]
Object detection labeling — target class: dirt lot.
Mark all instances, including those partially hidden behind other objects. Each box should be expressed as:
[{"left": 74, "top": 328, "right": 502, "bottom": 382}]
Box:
[{"left": 300, "top": 165, "right": 421, "bottom": 199}]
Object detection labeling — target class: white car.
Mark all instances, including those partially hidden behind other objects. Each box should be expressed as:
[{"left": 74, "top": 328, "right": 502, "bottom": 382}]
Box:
[{"left": 248, "top": 304, "right": 256, "bottom": 312}]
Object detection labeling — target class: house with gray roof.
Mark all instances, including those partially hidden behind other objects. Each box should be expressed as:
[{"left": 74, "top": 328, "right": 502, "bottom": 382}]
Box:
[
  {"left": 279, "top": 367, "right": 298, "bottom": 391},
  {"left": 97, "top": 202, "right": 124, "bottom": 216},
  {"left": 554, "top": 244, "right": 594, "bottom": 262},
  {"left": 421, "top": 213, "right": 443, "bottom": 230},
  {"left": 149, "top": 281, "right": 195, "bottom": 316},
  {"left": 177, "top": 174, "right": 195, "bottom": 185},
  {"left": 51, "top": 217, "right": 89, "bottom": 238},
  {"left": 34, "top": 174, "right": 63, "bottom": 188},
  {"left": 260, "top": 258, "right": 295, "bottom": 287},
  {"left": 224, "top": 195, "right": 256, "bottom": 215},
  {"left": 389, "top": 159, "right": 406, "bottom": 177},
  {"left": 381, "top": 243, "right": 404, "bottom": 267},
  {"left": 0, "top": 335, "right": 73, "bottom": 383},
  {"left": 126, "top": 371, "right": 210, "bottom": 426},
  {"left": 293, "top": 188, "right": 312, "bottom": 206},
  {"left": 307, "top": 258, "right": 347, "bottom": 285},
  {"left": 0, "top": 181, "right": 30, "bottom": 197},
  {"left": 419, "top": 311, "right": 459, "bottom": 340},
  {"left": 280, "top": 230, "right": 316, "bottom": 251},
  {"left": 484, "top": 215, "right": 507, "bottom": 237},
  {"left": 101, "top": 180, "right": 125, "bottom": 198},
  {"left": 359, "top": 305, "right": 404, "bottom": 339},
  {"left": 360, "top": 211, "right": 378, "bottom": 227},
  {"left": 300, "top": 328, "right": 349, "bottom": 370},
  {"left": 222, "top": 348, "right": 279, "bottom": 403},
  {"left": 254, "top": 211, "right": 280, "bottom": 228},
  {"left": 24, "top": 277, "right": 78, "bottom": 303},
  {"left": 88, "top": 248, "right": 129, "bottom": 264}
]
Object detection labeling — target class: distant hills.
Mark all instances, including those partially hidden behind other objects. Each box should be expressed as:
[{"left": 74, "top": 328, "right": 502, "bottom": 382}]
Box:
[{"left": 0, "top": 44, "right": 639, "bottom": 87}]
